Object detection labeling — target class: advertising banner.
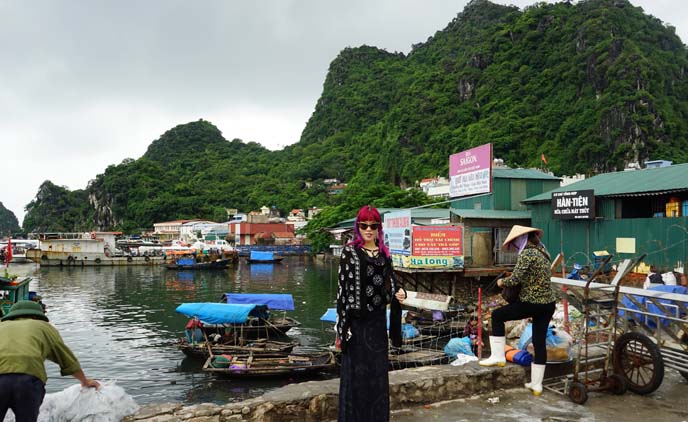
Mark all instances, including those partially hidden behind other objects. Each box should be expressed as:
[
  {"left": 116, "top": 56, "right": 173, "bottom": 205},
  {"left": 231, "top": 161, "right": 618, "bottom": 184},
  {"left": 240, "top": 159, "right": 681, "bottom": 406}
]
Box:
[
  {"left": 392, "top": 255, "right": 465, "bottom": 270},
  {"left": 383, "top": 210, "right": 412, "bottom": 255},
  {"left": 551, "top": 190, "right": 595, "bottom": 220},
  {"left": 412, "top": 225, "right": 463, "bottom": 257},
  {"left": 449, "top": 143, "right": 492, "bottom": 198}
]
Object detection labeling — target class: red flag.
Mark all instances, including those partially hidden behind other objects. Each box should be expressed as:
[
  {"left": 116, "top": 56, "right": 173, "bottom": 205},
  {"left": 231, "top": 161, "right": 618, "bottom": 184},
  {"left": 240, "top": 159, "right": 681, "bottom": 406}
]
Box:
[
  {"left": 541, "top": 153, "right": 547, "bottom": 165},
  {"left": 5, "top": 236, "right": 12, "bottom": 268}
]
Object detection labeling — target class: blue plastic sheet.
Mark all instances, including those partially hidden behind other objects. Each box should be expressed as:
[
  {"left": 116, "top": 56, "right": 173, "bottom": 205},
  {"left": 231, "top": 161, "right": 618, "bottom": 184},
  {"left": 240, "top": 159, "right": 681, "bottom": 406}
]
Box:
[
  {"left": 619, "top": 285, "right": 688, "bottom": 328},
  {"left": 250, "top": 251, "right": 275, "bottom": 261},
  {"left": 444, "top": 337, "right": 475, "bottom": 357},
  {"left": 224, "top": 293, "right": 295, "bottom": 311},
  {"left": 176, "top": 302, "right": 256, "bottom": 324}
]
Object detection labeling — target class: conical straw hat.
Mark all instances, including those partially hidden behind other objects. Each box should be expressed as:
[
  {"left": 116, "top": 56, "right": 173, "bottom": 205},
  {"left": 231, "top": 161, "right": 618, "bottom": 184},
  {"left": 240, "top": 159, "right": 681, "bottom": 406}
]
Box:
[{"left": 502, "top": 225, "right": 543, "bottom": 249}]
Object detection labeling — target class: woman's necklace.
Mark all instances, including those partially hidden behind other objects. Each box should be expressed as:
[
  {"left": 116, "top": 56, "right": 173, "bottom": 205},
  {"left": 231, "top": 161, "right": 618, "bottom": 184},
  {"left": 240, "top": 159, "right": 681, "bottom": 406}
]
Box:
[{"left": 361, "top": 246, "right": 379, "bottom": 257}]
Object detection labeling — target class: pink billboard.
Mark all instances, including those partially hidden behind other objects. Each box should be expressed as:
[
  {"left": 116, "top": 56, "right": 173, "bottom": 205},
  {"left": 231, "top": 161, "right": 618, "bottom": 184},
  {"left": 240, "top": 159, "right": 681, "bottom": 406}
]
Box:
[{"left": 449, "top": 143, "right": 492, "bottom": 198}]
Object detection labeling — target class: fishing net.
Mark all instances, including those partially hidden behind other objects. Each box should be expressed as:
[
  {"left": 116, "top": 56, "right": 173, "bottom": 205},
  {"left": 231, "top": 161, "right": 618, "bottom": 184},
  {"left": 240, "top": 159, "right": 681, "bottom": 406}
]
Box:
[{"left": 5, "top": 381, "right": 138, "bottom": 422}]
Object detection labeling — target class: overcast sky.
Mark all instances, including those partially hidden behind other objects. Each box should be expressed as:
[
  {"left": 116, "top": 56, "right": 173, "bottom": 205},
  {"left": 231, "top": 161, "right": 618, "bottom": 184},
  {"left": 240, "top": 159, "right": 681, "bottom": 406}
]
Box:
[{"left": 1, "top": 0, "right": 685, "bottom": 226}]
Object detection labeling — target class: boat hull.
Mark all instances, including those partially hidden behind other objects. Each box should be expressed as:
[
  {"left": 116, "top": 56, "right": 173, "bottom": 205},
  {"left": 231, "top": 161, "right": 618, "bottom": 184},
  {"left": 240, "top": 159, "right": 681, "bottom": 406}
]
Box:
[
  {"left": 26, "top": 250, "right": 165, "bottom": 266},
  {"left": 177, "top": 338, "right": 299, "bottom": 358},
  {"left": 202, "top": 352, "right": 336, "bottom": 378}
]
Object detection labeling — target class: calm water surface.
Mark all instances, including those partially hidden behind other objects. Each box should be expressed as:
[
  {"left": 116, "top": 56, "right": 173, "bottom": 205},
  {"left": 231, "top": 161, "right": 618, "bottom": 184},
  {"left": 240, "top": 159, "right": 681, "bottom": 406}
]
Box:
[{"left": 11, "top": 257, "right": 338, "bottom": 405}]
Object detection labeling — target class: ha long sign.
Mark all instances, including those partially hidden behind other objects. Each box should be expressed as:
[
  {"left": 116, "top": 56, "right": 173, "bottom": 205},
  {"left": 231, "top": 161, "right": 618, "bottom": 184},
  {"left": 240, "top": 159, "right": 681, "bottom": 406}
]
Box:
[{"left": 551, "top": 190, "right": 595, "bottom": 220}]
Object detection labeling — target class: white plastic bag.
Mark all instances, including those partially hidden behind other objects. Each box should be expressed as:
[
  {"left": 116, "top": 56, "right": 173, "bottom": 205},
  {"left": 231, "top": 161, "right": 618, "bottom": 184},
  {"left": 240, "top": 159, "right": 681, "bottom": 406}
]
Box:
[
  {"left": 6, "top": 381, "right": 138, "bottom": 422},
  {"left": 450, "top": 353, "right": 478, "bottom": 366}
]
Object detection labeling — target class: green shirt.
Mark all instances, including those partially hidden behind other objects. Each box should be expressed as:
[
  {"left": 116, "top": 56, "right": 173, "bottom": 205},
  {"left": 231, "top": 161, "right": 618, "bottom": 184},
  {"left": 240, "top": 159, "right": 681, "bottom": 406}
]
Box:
[
  {"left": 502, "top": 244, "right": 557, "bottom": 304},
  {"left": 0, "top": 318, "right": 81, "bottom": 384}
]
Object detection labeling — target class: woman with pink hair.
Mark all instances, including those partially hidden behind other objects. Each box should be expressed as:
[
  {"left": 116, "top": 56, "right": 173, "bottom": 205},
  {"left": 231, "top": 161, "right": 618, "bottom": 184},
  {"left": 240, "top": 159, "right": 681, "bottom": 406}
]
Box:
[{"left": 336, "top": 205, "right": 406, "bottom": 421}]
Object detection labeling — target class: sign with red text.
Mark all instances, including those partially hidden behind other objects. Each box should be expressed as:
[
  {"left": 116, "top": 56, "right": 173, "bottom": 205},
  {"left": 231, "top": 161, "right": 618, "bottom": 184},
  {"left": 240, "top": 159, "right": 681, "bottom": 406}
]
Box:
[
  {"left": 449, "top": 143, "right": 493, "bottom": 198},
  {"left": 412, "top": 225, "right": 463, "bottom": 257}
]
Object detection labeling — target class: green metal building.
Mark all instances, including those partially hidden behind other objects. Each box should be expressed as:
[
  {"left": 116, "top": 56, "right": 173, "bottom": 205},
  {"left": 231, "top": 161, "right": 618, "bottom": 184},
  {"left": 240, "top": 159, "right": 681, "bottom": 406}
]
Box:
[
  {"left": 450, "top": 168, "right": 561, "bottom": 267},
  {"left": 523, "top": 163, "right": 688, "bottom": 272}
]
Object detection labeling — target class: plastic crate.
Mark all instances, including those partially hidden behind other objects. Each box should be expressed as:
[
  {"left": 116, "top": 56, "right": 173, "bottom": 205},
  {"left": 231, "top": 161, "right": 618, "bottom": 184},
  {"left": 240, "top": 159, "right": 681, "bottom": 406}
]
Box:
[{"left": 592, "top": 250, "right": 612, "bottom": 273}]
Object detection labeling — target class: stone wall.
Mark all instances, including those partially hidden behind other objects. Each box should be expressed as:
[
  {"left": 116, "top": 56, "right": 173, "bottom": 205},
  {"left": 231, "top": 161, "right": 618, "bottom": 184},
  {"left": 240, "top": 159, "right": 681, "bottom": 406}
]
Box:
[{"left": 124, "top": 364, "right": 525, "bottom": 422}]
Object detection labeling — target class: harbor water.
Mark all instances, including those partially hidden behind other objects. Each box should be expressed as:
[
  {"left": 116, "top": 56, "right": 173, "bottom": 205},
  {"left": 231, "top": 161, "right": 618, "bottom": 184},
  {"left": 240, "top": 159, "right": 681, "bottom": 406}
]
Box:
[{"left": 8, "top": 257, "right": 339, "bottom": 406}]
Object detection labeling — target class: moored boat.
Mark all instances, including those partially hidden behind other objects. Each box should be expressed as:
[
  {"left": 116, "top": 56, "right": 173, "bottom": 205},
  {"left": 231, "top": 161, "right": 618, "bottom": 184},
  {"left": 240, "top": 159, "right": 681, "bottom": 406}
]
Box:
[
  {"left": 246, "top": 250, "right": 283, "bottom": 264},
  {"left": 164, "top": 257, "right": 233, "bottom": 270},
  {"left": 0, "top": 276, "right": 33, "bottom": 317},
  {"left": 176, "top": 337, "right": 299, "bottom": 358},
  {"left": 26, "top": 232, "right": 165, "bottom": 267},
  {"left": 220, "top": 293, "right": 301, "bottom": 338},
  {"left": 202, "top": 352, "right": 336, "bottom": 378}
]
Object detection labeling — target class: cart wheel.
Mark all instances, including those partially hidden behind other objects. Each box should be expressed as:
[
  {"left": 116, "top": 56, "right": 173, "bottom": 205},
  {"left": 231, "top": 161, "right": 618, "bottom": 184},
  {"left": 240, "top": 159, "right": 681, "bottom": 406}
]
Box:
[
  {"left": 568, "top": 381, "right": 588, "bottom": 405},
  {"left": 607, "top": 373, "right": 628, "bottom": 395},
  {"left": 613, "top": 332, "right": 664, "bottom": 395}
]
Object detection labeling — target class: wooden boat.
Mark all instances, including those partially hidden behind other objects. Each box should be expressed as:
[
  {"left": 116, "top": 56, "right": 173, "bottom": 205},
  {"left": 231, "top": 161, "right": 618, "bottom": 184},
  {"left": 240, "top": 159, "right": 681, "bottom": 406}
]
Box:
[
  {"left": 220, "top": 293, "right": 300, "bottom": 337},
  {"left": 176, "top": 337, "right": 299, "bottom": 358},
  {"left": 246, "top": 250, "right": 283, "bottom": 264},
  {"left": 0, "top": 276, "right": 33, "bottom": 317},
  {"left": 202, "top": 352, "right": 336, "bottom": 378},
  {"left": 164, "top": 258, "right": 232, "bottom": 270}
]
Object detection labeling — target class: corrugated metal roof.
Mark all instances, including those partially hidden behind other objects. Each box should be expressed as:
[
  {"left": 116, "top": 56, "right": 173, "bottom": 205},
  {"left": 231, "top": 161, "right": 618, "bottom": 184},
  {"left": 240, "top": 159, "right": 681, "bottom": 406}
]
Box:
[
  {"left": 493, "top": 168, "right": 560, "bottom": 180},
  {"left": 331, "top": 207, "right": 450, "bottom": 229},
  {"left": 523, "top": 163, "right": 688, "bottom": 203},
  {"left": 450, "top": 209, "right": 531, "bottom": 219}
]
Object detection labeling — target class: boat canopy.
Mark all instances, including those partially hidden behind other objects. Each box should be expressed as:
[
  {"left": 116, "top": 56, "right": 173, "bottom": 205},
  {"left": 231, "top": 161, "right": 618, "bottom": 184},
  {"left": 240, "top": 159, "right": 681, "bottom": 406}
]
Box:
[
  {"left": 320, "top": 307, "right": 407, "bottom": 329},
  {"left": 249, "top": 251, "right": 275, "bottom": 261},
  {"left": 320, "top": 308, "right": 337, "bottom": 322},
  {"left": 175, "top": 303, "right": 257, "bottom": 324},
  {"left": 223, "top": 293, "right": 295, "bottom": 311}
]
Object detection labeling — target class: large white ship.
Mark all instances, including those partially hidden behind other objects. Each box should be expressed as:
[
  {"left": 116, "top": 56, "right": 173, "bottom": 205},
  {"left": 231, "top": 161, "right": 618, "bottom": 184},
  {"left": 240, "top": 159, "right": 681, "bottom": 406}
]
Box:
[{"left": 26, "top": 232, "right": 165, "bottom": 267}]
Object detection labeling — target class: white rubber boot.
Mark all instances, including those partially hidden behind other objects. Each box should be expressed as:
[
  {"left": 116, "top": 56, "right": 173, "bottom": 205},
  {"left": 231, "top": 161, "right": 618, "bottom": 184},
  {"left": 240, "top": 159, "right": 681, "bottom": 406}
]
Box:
[
  {"left": 478, "top": 336, "right": 506, "bottom": 367},
  {"left": 525, "top": 363, "right": 546, "bottom": 396}
]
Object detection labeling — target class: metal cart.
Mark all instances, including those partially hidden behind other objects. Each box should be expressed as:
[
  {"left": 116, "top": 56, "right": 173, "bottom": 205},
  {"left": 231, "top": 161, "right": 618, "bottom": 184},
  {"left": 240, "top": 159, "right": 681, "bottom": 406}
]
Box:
[
  {"left": 544, "top": 254, "right": 643, "bottom": 404},
  {"left": 548, "top": 256, "right": 687, "bottom": 401}
]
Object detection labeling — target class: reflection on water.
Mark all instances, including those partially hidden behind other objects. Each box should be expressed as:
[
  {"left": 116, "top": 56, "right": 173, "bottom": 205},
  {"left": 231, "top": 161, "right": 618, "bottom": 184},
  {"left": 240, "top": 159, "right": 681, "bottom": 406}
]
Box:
[{"left": 16, "top": 257, "right": 338, "bottom": 405}]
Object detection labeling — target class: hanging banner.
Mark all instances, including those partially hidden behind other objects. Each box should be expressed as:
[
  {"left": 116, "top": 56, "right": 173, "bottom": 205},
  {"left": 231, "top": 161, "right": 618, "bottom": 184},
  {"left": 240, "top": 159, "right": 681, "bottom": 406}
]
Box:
[
  {"left": 449, "top": 143, "right": 493, "bottom": 198},
  {"left": 551, "top": 190, "right": 595, "bottom": 220},
  {"left": 412, "top": 225, "right": 463, "bottom": 256},
  {"left": 383, "top": 210, "right": 412, "bottom": 256}
]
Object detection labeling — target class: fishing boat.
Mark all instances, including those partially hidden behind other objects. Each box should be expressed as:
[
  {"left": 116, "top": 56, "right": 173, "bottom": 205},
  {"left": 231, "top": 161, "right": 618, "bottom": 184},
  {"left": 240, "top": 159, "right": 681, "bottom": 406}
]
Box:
[
  {"left": 26, "top": 232, "right": 164, "bottom": 267},
  {"left": 176, "top": 337, "right": 299, "bottom": 358},
  {"left": 246, "top": 250, "right": 283, "bottom": 264},
  {"left": 0, "top": 239, "right": 38, "bottom": 264},
  {"left": 0, "top": 276, "right": 33, "bottom": 317},
  {"left": 220, "top": 293, "right": 301, "bottom": 338},
  {"left": 202, "top": 351, "right": 336, "bottom": 378},
  {"left": 164, "top": 257, "right": 233, "bottom": 270}
]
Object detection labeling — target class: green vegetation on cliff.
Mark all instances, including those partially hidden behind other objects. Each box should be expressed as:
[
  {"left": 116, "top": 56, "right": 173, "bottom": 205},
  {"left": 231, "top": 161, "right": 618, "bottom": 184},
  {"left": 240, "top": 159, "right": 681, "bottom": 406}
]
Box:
[
  {"left": 22, "top": 0, "right": 688, "bottom": 242},
  {"left": 0, "top": 202, "right": 20, "bottom": 236}
]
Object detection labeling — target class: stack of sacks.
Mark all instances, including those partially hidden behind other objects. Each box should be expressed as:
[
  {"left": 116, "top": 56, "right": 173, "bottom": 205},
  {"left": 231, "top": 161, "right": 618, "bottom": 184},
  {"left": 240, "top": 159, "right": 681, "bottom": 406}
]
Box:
[{"left": 504, "top": 345, "right": 533, "bottom": 366}]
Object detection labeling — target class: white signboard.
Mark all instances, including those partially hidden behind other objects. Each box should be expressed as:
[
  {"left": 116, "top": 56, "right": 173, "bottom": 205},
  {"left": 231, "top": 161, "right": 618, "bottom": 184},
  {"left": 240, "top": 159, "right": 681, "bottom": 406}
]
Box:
[
  {"left": 383, "top": 210, "right": 412, "bottom": 256},
  {"left": 449, "top": 143, "right": 493, "bottom": 198}
]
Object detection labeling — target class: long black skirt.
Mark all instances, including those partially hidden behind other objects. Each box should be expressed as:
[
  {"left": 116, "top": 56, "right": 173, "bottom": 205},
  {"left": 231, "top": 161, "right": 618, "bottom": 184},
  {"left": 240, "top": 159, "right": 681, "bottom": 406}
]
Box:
[{"left": 338, "top": 309, "right": 390, "bottom": 422}]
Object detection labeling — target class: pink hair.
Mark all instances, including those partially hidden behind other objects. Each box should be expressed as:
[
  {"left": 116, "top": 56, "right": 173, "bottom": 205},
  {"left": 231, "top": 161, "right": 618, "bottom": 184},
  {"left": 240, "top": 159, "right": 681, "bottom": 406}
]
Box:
[{"left": 347, "top": 205, "right": 390, "bottom": 257}]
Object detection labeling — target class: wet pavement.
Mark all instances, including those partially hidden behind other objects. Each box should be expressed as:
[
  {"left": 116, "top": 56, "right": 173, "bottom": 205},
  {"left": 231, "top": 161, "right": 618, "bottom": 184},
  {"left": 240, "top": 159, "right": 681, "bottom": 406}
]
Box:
[{"left": 391, "top": 370, "right": 688, "bottom": 421}]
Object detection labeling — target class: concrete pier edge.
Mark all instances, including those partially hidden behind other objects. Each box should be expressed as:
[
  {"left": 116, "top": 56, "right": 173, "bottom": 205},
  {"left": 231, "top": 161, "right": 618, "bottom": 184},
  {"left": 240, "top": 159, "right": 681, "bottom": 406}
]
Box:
[{"left": 124, "top": 363, "right": 526, "bottom": 422}]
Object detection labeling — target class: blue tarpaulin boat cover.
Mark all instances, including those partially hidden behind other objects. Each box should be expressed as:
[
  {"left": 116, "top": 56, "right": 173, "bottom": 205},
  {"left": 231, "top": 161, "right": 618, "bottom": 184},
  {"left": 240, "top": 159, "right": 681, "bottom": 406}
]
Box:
[
  {"left": 224, "top": 293, "right": 295, "bottom": 311},
  {"left": 177, "top": 258, "right": 195, "bottom": 265},
  {"left": 176, "top": 303, "right": 257, "bottom": 324},
  {"left": 320, "top": 307, "right": 407, "bottom": 329},
  {"left": 619, "top": 285, "right": 688, "bottom": 328},
  {"left": 250, "top": 251, "right": 275, "bottom": 261}
]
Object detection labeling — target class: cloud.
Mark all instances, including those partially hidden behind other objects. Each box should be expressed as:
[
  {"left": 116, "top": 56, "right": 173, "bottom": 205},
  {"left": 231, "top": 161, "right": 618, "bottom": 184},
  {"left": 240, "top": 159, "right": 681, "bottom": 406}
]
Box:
[{"left": 0, "top": 0, "right": 684, "bottom": 225}]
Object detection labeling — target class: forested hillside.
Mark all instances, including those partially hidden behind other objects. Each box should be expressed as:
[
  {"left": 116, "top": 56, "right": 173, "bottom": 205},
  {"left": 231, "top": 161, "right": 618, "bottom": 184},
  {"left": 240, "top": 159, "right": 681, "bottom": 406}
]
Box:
[
  {"left": 0, "top": 202, "right": 20, "bottom": 236},
  {"left": 22, "top": 0, "right": 688, "bottom": 237}
]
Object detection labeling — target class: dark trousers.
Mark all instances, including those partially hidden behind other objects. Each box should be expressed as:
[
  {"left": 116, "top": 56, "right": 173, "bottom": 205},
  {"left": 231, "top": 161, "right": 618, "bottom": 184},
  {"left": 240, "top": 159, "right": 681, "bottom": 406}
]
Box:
[
  {"left": 0, "top": 374, "right": 46, "bottom": 422},
  {"left": 491, "top": 301, "right": 556, "bottom": 365}
]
